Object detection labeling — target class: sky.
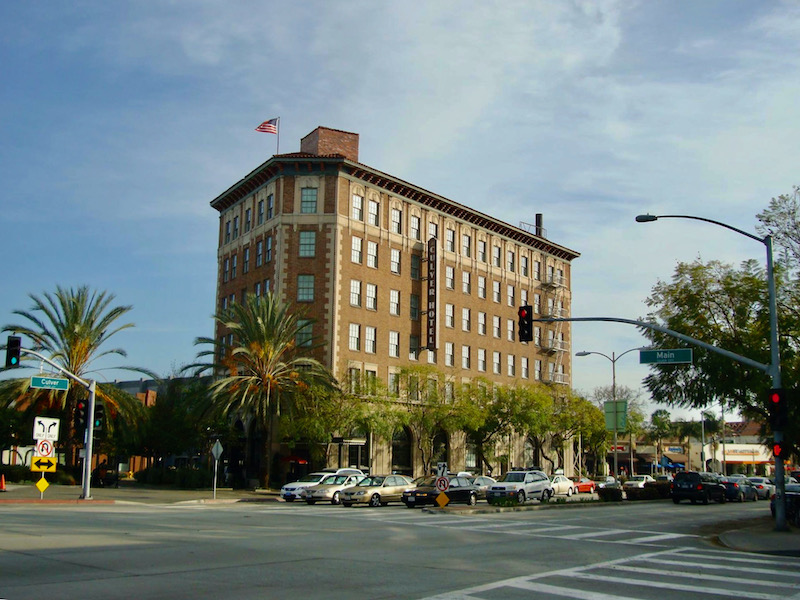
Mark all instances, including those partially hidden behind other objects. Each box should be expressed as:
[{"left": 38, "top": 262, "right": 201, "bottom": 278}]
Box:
[{"left": 2, "top": 1, "right": 798, "bottom": 423}]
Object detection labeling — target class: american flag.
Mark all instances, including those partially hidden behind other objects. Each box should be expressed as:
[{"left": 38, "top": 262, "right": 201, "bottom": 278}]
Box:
[{"left": 255, "top": 118, "right": 278, "bottom": 134}]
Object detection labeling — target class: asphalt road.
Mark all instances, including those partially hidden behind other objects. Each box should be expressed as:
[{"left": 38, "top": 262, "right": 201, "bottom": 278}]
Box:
[{"left": 1, "top": 493, "right": 798, "bottom": 600}]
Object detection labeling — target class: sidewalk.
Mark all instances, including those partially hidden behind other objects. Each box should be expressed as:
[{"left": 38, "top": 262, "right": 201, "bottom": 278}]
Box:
[{"left": 716, "top": 515, "right": 800, "bottom": 557}]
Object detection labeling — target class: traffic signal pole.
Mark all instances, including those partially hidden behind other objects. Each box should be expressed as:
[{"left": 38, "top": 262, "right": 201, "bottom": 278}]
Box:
[{"left": 4, "top": 340, "right": 98, "bottom": 500}]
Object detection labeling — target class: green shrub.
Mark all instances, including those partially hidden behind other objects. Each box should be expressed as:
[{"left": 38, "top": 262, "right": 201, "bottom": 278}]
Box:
[
  {"left": 646, "top": 481, "right": 672, "bottom": 499},
  {"left": 625, "top": 486, "right": 661, "bottom": 501},
  {"left": 487, "top": 496, "right": 518, "bottom": 507},
  {"left": 175, "top": 467, "right": 212, "bottom": 489},
  {"left": 0, "top": 465, "right": 32, "bottom": 483},
  {"left": 597, "top": 486, "right": 623, "bottom": 502}
]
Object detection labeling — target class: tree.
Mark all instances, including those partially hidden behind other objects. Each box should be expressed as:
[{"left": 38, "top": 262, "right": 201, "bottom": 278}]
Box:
[
  {"left": 1, "top": 285, "right": 150, "bottom": 469},
  {"left": 187, "top": 292, "right": 336, "bottom": 488},
  {"left": 648, "top": 409, "right": 672, "bottom": 472}
]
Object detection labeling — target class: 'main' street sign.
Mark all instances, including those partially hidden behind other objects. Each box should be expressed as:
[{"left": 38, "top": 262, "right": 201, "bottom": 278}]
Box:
[{"left": 639, "top": 348, "right": 693, "bottom": 365}]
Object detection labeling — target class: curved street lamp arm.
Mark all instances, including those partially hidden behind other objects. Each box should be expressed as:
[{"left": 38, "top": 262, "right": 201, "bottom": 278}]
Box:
[{"left": 637, "top": 214, "right": 765, "bottom": 244}]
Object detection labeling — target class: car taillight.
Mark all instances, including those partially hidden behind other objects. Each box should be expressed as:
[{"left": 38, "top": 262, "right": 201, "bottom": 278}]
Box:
[
  {"left": 670, "top": 483, "right": 674, "bottom": 490},
  {"left": 696, "top": 484, "right": 703, "bottom": 490},
  {"left": 733, "top": 483, "right": 739, "bottom": 488}
]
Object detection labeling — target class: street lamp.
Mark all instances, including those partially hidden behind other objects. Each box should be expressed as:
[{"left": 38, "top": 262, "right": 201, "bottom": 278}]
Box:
[
  {"left": 576, "top": 347, "right": 643, "bottom": 480},
  {"left": 636, "top": 213, "right": 786, "bottom": 529}
]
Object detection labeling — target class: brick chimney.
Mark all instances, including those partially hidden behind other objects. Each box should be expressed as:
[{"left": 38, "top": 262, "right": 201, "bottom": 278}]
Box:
[{"left": 300, "top": 127, "right": 359, "bottom": 162}]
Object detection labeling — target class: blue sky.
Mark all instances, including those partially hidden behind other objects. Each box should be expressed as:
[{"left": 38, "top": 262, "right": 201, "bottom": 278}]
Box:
[{"left": 2, "top": 1, "right": 798, "bottom": 420}]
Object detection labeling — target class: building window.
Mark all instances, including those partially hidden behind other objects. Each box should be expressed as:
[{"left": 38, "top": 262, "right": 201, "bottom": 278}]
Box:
[
  {"left": 297, "top": 275, "right": 314, "bottom": 301},
  {"left": 409, "top": 335, "right": 420, "bottom": 360},
  {"left": 388, "top": 371, "right": 399, "bottom": 395},
  {"left": 257, "top": 200, "right": 264, "bottom": 225},
  {"left": 445, "top": 266, "right": 454, "bottom": 289},
  {"left": 521, "top": 255, "right": 529, "bottom": 277},
  {"left": 256, "top": 241, "right": 263, "bottom": 267},
  {"left": 223, "top": 258, "right": 229, "bottom": 283},
  {"left": 445, "top": 304, "right": 454, "bottom": 328},
  {"left": 254, "top": 281, "right": 261, "bottom": 298},
  {"left": 231, "top": 254, "right": 237, "bottom": 279},
  {"left": 507, "top": 319, "right": 515, "bottom": 341},
  {"left": 264, "top": 278, "right": 271, "bottom": 293},
  {"left": 267, "top": 194, "right": 274, "bottom": 219},
  {"left": 478, "top": 312, "right": 486, "bottom": 335},
  {"left": 478, "top": 240, "right": 487, "bottom": 262},
  {"left": 410, "top": 294, "right": 420, "bottom": 321},
  {"left": 478, "top": 276, "right": 486, "bottom": 299},
  {"left": 233, "top": 216, "right": 239, "bottom": 239},
  {"left": 462, "top": 271, "right": 471, "bottom": 294},
  {"left": 390, "top": 289, "right": 400, "bottom": 315},
  {"left": 410, "top": 215, "right": 421, "bottom": 240},
  {"left": 301, "top": 188, "right": 317, "bottom": 213},
  {"left": 352, "top": 194, "right": 364, "bottom": 221},
  {"left": 534, "top": 260, "right": 541, "bottom": 280},
  {"left": 492, "top": 280, "right": 501, "bottom": 303},
  {"left": 389, "top": 331, "right": 400, "bottom": 358},
  {"left": 243, "top": 248, "right": 250, "bottom": 274},
  {"left": 349, "top": 323, "right": 361, "bottom": 351},
  {"left": 493, "top": 315, "right": 501, "bottom": 338},
  {"left": 350, "top": 280, "right": 362, "bottom": 306},
  {"left": 390, "top": 208, "right": 402, "bottom": 233},
  {"left": 296, "top": 319, "right": 313, "bottom": 347},
  {"left": 266, "top": 236, "right": 273, "bottom": 262},
  {"left": 410, "top": 254, "right": 421, "bottom": 279},
  {"left": 390, "top": 248, "right": 401, "bottom": 274},
  {"left": 368, "top": 199, "right": 379, "bottom": 226},
  {"left": 428, "top": 222, "right": 439, "bottom": 239},
  {"left": 244, "top": 208, "right": 252, "bottom": 233},
  {"left": 521, "top": 288, "right": 528, "bottom": 305},
  {"left": 299, "top": 231, "right": 316, "bottom": 257},
  {"left": 478, "top": 348, "right": 487, "bottom": 372},
  {"left": 367, "top": 241, "right": 378, "bottom": 268},
  {"left": 461, "top": 345, "right": 470, "bottom": 369},
  {"left": 462, "top": 234, "right": 471, "bottom": 257},
  {"left": 493, "top": 351, "right": 501, "bottom": 374},
  {"left": 348, "top": 367, "right": 361, "bottom": 394},
  {"left": 521, "top": 356, "right": 529, "bottom": 379},
  {"left": 507, "top": 285, "right": 515, "bottom": 306},
  {"left": 535, "top": 359, "right": 542, "bottom": 381},
  {"left": 351, "top": 237, "right": 363, "bottom": 263},
  {"left": 534, "top": 293, "right": 541, "bottom": 314},
  {"left": 366, "top": 283, "right": 377, "bottom": 310},
  {"left": 445, "top": 342, "right": 454, "bottom": 367},
  {"left": 492, "top": 245, "right": 501, "bottom": 267},
  {"left": 224, "top": 221, "right": 231, "bottom": 244},
  {"left": 462, "top": 308, "right": 471, "bottom": 332},
  {"left": 445, "top": 229, "right": 455, "bottom": 252},
  {"left": 507, "top": 250, "right": 515, "bottom": 272},
  {"left": 534, "top": 326, "right": 541, "bottom": 346},
  {"left": 365, "top": 326, "right": 376, "bottom": 354},
  {"left": 508, "top": 354, "right": 515, "bottom": 377}
]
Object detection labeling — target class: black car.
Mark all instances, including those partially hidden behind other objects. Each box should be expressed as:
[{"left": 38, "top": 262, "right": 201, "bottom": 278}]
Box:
[
  {"left": 671, "top": 471, "right": 726, "bottom": 504},
  {"left": 402, "top": 476, "right": 479, "bottom": 508},
  {"left": 720, "top": 477, "right": 758, "bottom": 502},
  {"left": 770, "top": 483, "right": 800, "bottom": 525}
]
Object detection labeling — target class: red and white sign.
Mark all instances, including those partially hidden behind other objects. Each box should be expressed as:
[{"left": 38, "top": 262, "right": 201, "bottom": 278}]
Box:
[
  {"left": 435, "top": 476, "right": 450, "bottom": 492},
  {"left": 35, "top": 439, "right": 55, "bottom": 458}
]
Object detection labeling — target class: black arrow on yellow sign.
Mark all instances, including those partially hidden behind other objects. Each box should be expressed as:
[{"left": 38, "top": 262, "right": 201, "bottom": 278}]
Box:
[{"left": 32, "top": 457, "right": 56, "bottom": 472}]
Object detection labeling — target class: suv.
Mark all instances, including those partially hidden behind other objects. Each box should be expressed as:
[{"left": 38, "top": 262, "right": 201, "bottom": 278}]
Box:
[
  {"left": 671, "top": 471, "right": 726, "bottom": 504},
  {"left": 487, "top": 470, "right": 554, "bottom": 505}
]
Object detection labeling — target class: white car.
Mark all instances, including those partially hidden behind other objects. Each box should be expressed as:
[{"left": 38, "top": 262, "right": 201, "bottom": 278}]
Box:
[
  {"left": 551, "top": 474, "right": 576, "bottom": 496},
  {"left": 486, "top": 470, "right": 554, "bottom": 504},
  {"left": 281, "top": 472, "right": 337, "bottom": 501},
  {"left": 622, "top": 475, "right": 656, "bottom": 489},
  {"left": 304, "top": 474, "right": 365, "bottom": 505}
]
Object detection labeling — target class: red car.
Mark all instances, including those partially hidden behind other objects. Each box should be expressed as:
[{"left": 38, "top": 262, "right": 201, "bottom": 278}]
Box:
[{"left": 571, "top": 477, "right": 596, "bottom": 494}]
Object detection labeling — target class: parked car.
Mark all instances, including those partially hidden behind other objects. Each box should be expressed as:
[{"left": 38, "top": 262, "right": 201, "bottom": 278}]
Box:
[
  {"left": 468, "top": 475, "right": 497, "bottom": 500},
  {"left": 486, "top": 470, "right": 554, "bottom": 505},
  {"left": 721, "top": 477, "right": 758, "bottom": 502},
  {"left": 280, "top": 472, "right": 337, "bottom": 502},
  {"left": 622, "top": 475, "right": 656, "bottom": 489},
  {"left": 402, "top": 476, "right": 480, "bottom": 508},
  {"left": 571, "top": 477, "right": 596, "bottom": 494},
  {"left": 340, "top": 474, "right": 414, "bottom": 507},
  {"left": 747, "top": 477, "right": 775, "bottom": 500},
  {"left": 654, "top": 474, "right": 674, "bottom": 483},
  {"left": 593, "top": 476, "right": 619, "bottom": 489},
  {"left": 770, "top": 483, "right": 800, "bottom": 524},
  {"left": 551, "top": 475, "right": 576, "bottom": 496},
  {"left": 304, "top": 474, "right": 365, "bottom": 505},
  {"left": 671, "top": 471, "right": 726, "bottom": 504}
]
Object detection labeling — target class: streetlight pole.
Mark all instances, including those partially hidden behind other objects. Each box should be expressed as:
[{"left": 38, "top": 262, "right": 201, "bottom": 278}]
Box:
[
  {"left": 636, "top": 213, "right": 786, "bottom": 530},
  {"left": 576, "top": 347, "right": 643, "bottom": 480}
]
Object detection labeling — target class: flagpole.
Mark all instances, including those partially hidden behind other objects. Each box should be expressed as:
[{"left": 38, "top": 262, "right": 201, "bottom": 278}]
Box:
[{"left": 276, "top": 117, "right": 280, "bottom": 155}]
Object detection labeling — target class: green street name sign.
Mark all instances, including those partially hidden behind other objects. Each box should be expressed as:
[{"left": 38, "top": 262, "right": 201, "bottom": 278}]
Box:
[
  {"left": 639, "top": 348, "right": 693, "bottom": 365},
  {"left": 30, "top": 376, "right": 70, "bottom": 391}
]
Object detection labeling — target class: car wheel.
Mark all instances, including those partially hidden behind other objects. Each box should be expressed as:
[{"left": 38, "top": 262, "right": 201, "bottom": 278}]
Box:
[
  {"left": 702, "top": 493, "right": 709, "bottom": 505},
  {"left": 369, "top": 493, "right": 382, "bottom": 507},
  {"left": 468, "top": 492, "right": 477, "bottom": 506},
  {"left": 306, "top": 499, "right": 316, "bottom": 505},
  {"left": 690, "top": 498, "right": 697, "bottom": 504},
  {"left": 672, "top": 497, "right": 680, "bottom": 504},
  {"left": 738, "top": 492, "right": 744, "bottom": 503},
  {"left": 517, "top": 490, "right": 526, "bottom": 504},
  {"left": 567, "top": 487, "right": 573, "bottom": 497},
  {"left": 541, "top": 488, "right": 552, "bottom": 502},
  {"left": 342, "top": 502, "right": 353, "bottom": 507},
  {"left": 331, "top": 491, "right": 341, "bottom": 505}
]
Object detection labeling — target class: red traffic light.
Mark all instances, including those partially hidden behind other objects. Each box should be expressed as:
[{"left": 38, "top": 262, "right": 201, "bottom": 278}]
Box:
[
  {"left": 773, "top": 442, "right": 783, "bottom": 457},
  {"left": 770, "top": 391, "right": 781, "bottom": 404},
  {"left": 518, "top": 307, "right": 528, "bottom": 318}
]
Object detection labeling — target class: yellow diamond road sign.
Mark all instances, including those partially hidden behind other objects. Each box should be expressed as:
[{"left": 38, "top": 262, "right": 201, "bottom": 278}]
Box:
[
  {"left": 436, "top": 492, "right": 450, "bottom": 508},
  {"left": 36, "top": 477, "right": 50, "bottom": 493}
]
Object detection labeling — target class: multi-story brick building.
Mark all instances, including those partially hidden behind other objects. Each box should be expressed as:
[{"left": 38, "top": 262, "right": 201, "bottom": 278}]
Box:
[{"left": 210, "top": 126, "right": 580, "bottom": 479}]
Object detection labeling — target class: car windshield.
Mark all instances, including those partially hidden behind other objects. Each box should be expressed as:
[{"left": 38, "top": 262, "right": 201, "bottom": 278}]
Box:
[
  {"left": 327, "top": 475, "right": 349, "bottom": 485},
  {"left": 629, "top": 476, "right": 646, "bottom": 481},
  {"left": 417, "top": 477, "right": 438, "bottom": 487},
  {"left": 360, "top": 476, "right": 385, "bottom": 487},
  {"left": 297, "top": 474, "right": 325, "bottom": 483},
  {"left": 501, "top": 472, "right": 526, "bottom": 483}
]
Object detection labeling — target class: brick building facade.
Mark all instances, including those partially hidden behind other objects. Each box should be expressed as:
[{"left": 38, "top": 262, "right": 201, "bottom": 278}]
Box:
[{"left": 211, "top": 127, "right": 580, "bottom": 480}]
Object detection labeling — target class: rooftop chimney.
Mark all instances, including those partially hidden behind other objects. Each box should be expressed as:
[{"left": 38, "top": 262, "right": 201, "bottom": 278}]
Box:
[{"left": 300, "top": 127, "right": 359, "bottom": 162}]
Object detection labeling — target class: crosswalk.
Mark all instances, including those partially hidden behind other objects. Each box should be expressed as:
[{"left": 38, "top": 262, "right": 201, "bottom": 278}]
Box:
[{"left": 420, "top": 546, "right": 800, "bottom": 600}]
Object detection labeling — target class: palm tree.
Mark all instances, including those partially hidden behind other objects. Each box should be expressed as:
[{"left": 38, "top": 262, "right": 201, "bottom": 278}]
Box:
[
  {"left": 188, "top": 292, "right": 336, "bottom": 488},
  {"left": 1, "top": 285, "right": 151, "bottom": 468}
]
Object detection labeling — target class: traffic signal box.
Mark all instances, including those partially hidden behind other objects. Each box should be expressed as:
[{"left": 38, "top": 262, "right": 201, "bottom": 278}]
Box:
[
  {"left": 5, "top": 335, "right": 21, "bottom": 368},
  {"left": 75, "top": 400, "right": 88, "bottom": 429},
  {"left": 94, "top": 402, "right": 105, "bottom": 431},
  {"left": 768, "top": 388, "right": 788, "bottom": 430},
  {"left": 518, "top": 305, "right": 533, "bottom": 342}
]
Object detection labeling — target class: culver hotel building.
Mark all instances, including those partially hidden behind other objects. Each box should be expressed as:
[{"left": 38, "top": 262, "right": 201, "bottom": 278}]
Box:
[{"left": 211, "top": 127, "right": 580, "bottom": 479}]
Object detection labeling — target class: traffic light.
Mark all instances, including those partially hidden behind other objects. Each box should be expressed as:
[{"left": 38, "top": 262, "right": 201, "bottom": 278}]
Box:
[
  {"left": 5, "top": 335, "right": 21, "bottom": 368},
  {"left": 518, "top": 305, "right": 533, "bottom": 342},
  {"left": 768, "top": 388, "right": 788, "bottom": 430},
  {"left": 773, "top": 440, "right": 791, "bottom": 459},
  {"left": 94, "top": 402, "right": 105, "bottom": 431},
  {"left": 75, "top": 399, "right": 88, "bottom": 429}
]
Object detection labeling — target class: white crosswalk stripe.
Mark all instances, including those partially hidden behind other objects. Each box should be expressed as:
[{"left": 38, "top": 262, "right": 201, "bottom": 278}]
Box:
[{"left": 419, "top": 547, "right": 800, "bottom": 600}]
